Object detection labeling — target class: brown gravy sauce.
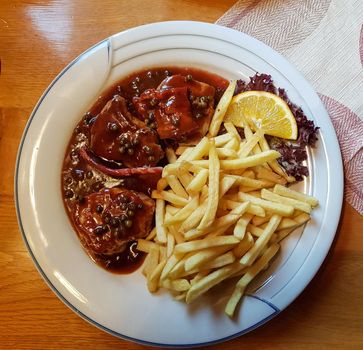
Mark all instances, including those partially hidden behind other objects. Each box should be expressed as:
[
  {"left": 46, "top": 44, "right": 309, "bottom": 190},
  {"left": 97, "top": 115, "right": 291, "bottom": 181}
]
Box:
[{"left": 61, "top": 67, "right": 228, "bottom": 274}]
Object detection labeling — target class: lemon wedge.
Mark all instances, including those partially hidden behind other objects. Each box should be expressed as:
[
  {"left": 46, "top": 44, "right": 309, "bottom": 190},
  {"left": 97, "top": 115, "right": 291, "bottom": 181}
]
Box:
[{"left": 225, "top": 91, "right": 298, "bottom": 140}]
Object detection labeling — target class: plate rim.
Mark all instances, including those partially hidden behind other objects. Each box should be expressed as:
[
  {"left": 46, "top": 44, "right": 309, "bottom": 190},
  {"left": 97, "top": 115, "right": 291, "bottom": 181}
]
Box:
[{"left": 14, "top": 20, "right": 344, "bottom": 348}]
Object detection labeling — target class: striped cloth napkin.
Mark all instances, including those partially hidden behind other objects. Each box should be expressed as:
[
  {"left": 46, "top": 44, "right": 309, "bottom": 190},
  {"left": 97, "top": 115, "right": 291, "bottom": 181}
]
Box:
[{"left": 217, "top": 0, "right": 363, "bottom": 215}]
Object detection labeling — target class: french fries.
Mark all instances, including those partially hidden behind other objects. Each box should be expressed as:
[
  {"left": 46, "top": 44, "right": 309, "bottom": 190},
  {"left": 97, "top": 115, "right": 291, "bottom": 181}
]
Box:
[
  {"left": 138, "top": 92, "right": 319, "bottom": 318},
  {"left": 209, "top": 81, "right": 237, "bottom": 137}
]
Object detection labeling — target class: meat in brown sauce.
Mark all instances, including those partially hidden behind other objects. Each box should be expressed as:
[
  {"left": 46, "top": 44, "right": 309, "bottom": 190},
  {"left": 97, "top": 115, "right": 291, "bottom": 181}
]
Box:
[
  {"left": 90, "top": 95, "right": 164, "bottom": 167},
  {"left": 73, "top": 188, "right": 155, "bottom": 255},
  {"left": 61, "top": 67, "right": 228, "bottom": 274},
  {"left": 133, "top": 74, "right": 215, "bottom": 143}
]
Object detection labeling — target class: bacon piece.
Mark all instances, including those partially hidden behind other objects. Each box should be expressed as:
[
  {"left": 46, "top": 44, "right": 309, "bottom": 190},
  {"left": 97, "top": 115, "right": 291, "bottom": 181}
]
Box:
[{"left": 78, "top": 147, "right": 162, "bottom": 178}]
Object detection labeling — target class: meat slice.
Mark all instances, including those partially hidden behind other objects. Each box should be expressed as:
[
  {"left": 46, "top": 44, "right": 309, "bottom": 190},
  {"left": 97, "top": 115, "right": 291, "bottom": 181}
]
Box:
[
  {"left": 90, "top": 95, "right": 164, "bottom": 167},
  {"left": 73, "top": 188, "right": 155, "bottom": 255},
  {"left": 133, "top": 75, "right": 215, "bottom": 143},
  {"left": 79, "top": 147, "right": 163, "bottom": 178}
]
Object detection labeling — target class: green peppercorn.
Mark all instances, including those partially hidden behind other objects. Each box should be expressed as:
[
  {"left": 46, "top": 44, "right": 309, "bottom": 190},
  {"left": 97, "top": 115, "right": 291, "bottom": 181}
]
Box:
[{"left": 125, "top": 220, "right": 133, "bottom": 228}]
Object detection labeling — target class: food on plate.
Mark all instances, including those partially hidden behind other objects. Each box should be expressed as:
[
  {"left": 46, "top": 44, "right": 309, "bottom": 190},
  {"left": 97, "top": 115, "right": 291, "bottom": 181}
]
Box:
[
  {"left": 62, "top": 67, "right": 228, "bottom": 273},
  {"left": 61, "top": 66, "right": 319, "bottom": 316},
  {"left": 90, "top": 95, "right": 164, "bottom": 167},
  {"left": 73, "top": 188, "right": 155, "bottom": 255},
  {"left": 137, "top": 81, "right": 319, "bottom": 317}
]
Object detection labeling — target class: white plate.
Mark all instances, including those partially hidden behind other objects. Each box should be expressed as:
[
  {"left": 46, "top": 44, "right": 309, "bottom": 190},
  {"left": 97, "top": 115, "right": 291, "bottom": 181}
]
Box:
[{"left": 15, "top": 21, "right": 343, "bottom": 347}]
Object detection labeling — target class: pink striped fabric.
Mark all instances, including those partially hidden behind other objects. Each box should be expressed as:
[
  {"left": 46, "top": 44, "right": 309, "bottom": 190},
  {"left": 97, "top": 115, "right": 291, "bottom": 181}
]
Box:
[{"left": 217, "top": 0, "right": 363, "bottom": 215}]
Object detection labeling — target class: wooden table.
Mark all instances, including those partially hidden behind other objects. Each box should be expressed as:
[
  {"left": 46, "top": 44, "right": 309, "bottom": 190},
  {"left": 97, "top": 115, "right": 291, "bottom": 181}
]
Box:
[{"left": 1, "top": 1, "right": 362, "bottom": 349}]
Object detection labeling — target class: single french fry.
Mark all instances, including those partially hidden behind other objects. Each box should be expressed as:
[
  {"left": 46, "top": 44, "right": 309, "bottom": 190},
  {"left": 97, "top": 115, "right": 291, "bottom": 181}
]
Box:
[
  {"left": 160, "top": 253, "right": 185, "bottom": 281},
  {"left": 156, "top": 190, "right": 189, "bottom": 207},
  {"left": 164, "top": 195, "right": 199, "bottom": 225},
  {"left": 247, "top": 224, "right": 264, "bottom": 237},
  {"left": 219, "top": 150, "right": 281, "bottom": 170},
  {"left": 201, "top": 251, "right": 235, "bottom": 270},
  {"left": 175, "top": 146, "right": 188, "bottom": 155},
  {"left": 224, "top": 122, "right": 242, "bottom": 142},
  {"left": 143, "top": 246, "right": 159, "bottom": 278},
  {"left": 157, "top": 178, "right": 168, "bottom": 191},
  {"left": 261, "top": 189, "right": 312, "bottom": 214},
  {"left": 161, "top": 279, "right": 191, "bottom": 292},
  {"left": 173, "top": 292, "right": 187, "bottom": 301},
  {"left": 159, "top": 246, "right": 167, "bottom": 263},
  {"left": 217, "top": 148, "right": 238, "bottom": 158},
  {"left": 176, "top": 147, "right": 194, "bottom": 163},
  {"left": 220, "top": 199, "right": 266, "bottom": 217},
  {"left": 274, "top": 184, "right": 319, "bottom": 207},
  {"left": 174, "top": 236, "right": 240, "bottom": 254},
  {"left": 184, "top": 246, "right": 231, "bottom": 272},
  {"left": 145, "top": 227, "right": 157, "bottom": 241},
  {"left": 142, "top": 251, "right": 152, "bottom": 276},
  {"left": 165, "top": 205, "right": 180, "bottom": 216},
  {"left": 252, "top": 213, "right": 272, "bottom": 226},
  {"left": 248, "top": 204, "right": 266, "bottom": 217},
  {"left": 155, "top": 199, "right": 167, "bottom": 244},
  {"left": 238, "top": 186, "right": 258, "bottom": 193},
  {"left": 186, "top": 136, "right": 209, "bottom": 161},
  {"left": 147, "top": 260, "right": 167, "bottom": 293},
  {"left": 186, "top": 169, "right": 208, "bottom": 194},
  {"left": 238, "top": 129, "right": 265, "bottom": 158},
  {"left": 137, "top": 239, "right": 159, "bottom": 253},
  {"left": 168, "top": 224, "right": 185, "bottom": 244},
  {"left": 184, "top": 251, "right": 236, "bottom": 276},
  {"left": 294, "top": 212, "right": 311, "bottom": 225},
  {"left": 240, "top": 114, "right": 267, "bottom": 159},
  {"left": 277, "top": 218, "right": 299, "bottom": 230},
  {"left": 225, "top": 137, "right": 240, "bottom": 151},
  {"left": 206, "top": 202, "right": 249, "bottom": 232},
  {"left": 165, "top": 147, "right": 177, "bottom": 163},
  {"left": 241, "top": 169, "right": 255, "bottom": 178},
  {"left": 209, "top": 80, "right": 237, "bottom": 136},
  {"left": 240, "top": 215, "right": 281, "bottom": 266},
  {"left": 180, "top": 201, "right": 208, "bottom": 233},
  {"left": 166, "top": 233, "right": 175, "bottom": 258},
  {"left": 186, "top": 262, "right": 243, "bottom": 304},
  {"left": 245, "top": 190, "right": 261, "bottom": 198},
  {"left": 186, "top": 203, "right": 249, "bottom": 240},
  {"left": 214, "top": 133, "right": 232, "bottom": 147},
  {"left": 166, "top": 175, "right": 189, "bottom": 199},
  {"left": 177, "top": 166, "right": 194, "bottom": 190},
  {"left": 259, "top": 217, "right": 298, "bottom": 231},
  {"left": 233, "top": 232, "right": 254, "bottom": 258},
  {"left": 238, "top": 192, "right": 294, "bottom": 216},
  {"left": 168, "top": 252, "right": 195, "bottom": 279},
  {"left": 198, "top": 140, "right": 220, "bottom": 229},
  {"left": 271, "top": 227, "right": 295, "bottom": 243},
  {"left": 186, "top": 226, "right": 228, "bottom": 240},
  {"left": 190, "top": 269, "right": 211, "bottom": 285},
  {"left": 229, "top": 175, "right": 275, "bottom": 189},
  {"left": 255, "top": 166, "right": 287, "bottom": 185},
  {"left": 225, "top": 243, "right": 280, "bottom": 317},
  {"left": 219, "top": 176, "right": 237, "bottom": 197},
  {"left": 234, "top": 213, "right": 254, "bottom": 239}
]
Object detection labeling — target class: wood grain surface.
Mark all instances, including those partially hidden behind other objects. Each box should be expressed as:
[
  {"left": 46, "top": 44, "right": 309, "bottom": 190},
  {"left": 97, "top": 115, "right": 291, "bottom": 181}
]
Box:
[{"left": 1, "top": 1, "right": 362, "bottom": 349}]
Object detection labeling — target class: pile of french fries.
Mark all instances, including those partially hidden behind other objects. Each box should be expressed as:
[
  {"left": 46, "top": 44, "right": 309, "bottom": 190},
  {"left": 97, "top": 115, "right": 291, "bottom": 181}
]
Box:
[{"left": 137, "top": 81, "right": 319, "bottom": 317}]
